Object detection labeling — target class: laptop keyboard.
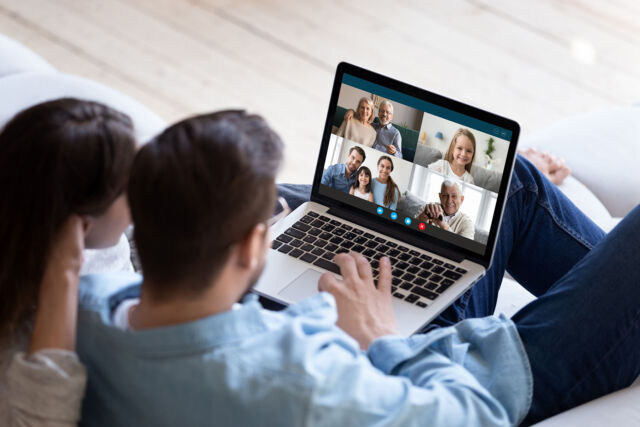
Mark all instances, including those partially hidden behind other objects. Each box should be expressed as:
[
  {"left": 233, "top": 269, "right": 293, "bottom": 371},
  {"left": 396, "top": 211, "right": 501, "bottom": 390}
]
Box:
[{"left": 272, "top": 212, "right": 468, "bottom": 309}]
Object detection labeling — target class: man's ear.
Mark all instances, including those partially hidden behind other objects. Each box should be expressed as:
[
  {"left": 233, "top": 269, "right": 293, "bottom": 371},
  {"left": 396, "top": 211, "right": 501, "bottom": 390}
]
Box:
[{"left": 237, "top": 223, "right": 268, "bottom": 270}]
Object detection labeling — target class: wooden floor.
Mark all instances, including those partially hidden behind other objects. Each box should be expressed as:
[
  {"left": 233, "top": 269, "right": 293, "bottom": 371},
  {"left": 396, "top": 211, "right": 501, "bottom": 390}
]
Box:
[{"left": 1, "top": 0, "right": 639, "bottom": 182}]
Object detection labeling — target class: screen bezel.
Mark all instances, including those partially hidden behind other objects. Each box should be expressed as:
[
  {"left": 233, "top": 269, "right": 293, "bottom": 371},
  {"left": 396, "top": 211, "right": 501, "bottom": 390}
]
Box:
[{"left": 311, "top": 62, "right": 520, "bottom": 268}]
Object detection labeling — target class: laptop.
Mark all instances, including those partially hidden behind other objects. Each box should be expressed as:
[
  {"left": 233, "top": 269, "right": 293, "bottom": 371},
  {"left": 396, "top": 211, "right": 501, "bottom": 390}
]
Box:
[{"left": 254, "top": 62, "right": 520, "bottom": 335}]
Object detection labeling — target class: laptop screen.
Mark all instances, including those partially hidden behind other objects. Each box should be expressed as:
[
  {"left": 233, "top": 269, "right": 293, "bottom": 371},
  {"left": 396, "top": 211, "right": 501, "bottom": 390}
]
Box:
[{"left": 315, "top": 65, "right": 519, "bottom": 260}]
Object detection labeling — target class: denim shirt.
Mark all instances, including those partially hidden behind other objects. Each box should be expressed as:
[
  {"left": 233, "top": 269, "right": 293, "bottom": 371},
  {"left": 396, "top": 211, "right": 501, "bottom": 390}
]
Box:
[
  {"left": 77, "top": 273, "right": 532, "bottom": 427},
  {"left": 320, "top": 163, "right": 356, "bottom": 193}
]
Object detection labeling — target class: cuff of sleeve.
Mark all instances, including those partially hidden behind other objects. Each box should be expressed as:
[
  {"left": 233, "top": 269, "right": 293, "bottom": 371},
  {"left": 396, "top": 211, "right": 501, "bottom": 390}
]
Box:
[
  {"left": 7, "top": 349, "right": 87, "bottom": 422},
  {"left": 367, "top": 334, "right": 415, "bottom": 374}
]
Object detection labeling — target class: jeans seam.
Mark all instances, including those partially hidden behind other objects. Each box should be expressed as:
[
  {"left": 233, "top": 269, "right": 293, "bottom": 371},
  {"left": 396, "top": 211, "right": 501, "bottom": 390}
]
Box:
[
  {"left": 562, "top": 306, "right": 640, "bottom": 408},
  {"left": 535, "top": 198, "right": 597, "bottom": 251}
]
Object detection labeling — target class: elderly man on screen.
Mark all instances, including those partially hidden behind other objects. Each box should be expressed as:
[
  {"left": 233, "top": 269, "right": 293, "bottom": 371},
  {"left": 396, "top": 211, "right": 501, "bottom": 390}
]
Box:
[
  {"left": 417, "top": 180, "right": 475, "bottom": 239},
  {"left": 344, "top": 100, "right": 403, "bottom": 158}
]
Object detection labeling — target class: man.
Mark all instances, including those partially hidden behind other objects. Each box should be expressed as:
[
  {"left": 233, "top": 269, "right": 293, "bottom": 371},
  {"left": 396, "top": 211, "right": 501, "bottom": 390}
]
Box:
[
  {"left": 345, "top": 100, "right": 403, "bottom": 158},
  {"left": 76, "top": 111, "right": 640, "bottom": 426},
  {"left": 320, "top": 145, "right": 365, "bottom": 192},
  {"left": 417, "top": 180, "right": 474, "bottom": 239}
]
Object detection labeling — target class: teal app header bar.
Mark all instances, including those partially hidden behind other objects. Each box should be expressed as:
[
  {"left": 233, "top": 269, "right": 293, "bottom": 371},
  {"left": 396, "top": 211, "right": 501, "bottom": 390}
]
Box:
[{"left": 342, "top": 74, "right": 512, "bottom": 140}]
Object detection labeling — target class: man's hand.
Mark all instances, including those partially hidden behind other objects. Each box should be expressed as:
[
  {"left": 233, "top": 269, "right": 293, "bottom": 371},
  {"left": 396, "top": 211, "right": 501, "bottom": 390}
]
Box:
[
  {"left": 423, "top": 204, "right": 446, "bottom": 229},
  {"left": 385, "top": 144, "right": 397, "bottom": 155},
  {"left": 318, "top": 252, "right": 399, "bottom": 349},
  {"left": 344, "top": 109, "right": 355, "bottom": 122}
]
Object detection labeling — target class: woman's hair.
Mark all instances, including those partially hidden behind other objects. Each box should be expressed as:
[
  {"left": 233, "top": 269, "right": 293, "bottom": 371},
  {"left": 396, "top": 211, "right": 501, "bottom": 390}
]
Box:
[
  {"left": 355, "top": 97, "right": 375, "bottom": 124},
  {"left": 377, "top": 156, "right": 400, "bottom": 206},
  {"left": 351, "top": 166, "right": 372, "bottom": 193},
  {"left": 444, "top": 128, "right": 476, "bottom": 173},
  {"left": 0, "top": 98, "right": 136, "bottom": 342}
]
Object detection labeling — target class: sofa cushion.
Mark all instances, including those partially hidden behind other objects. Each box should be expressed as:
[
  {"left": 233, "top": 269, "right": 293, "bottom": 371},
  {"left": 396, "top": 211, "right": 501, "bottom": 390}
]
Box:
[
  {"left": 0, "top": 34, "right": 55, "bottom": 78},
  {"left": 470, "top": 165, "right": 502, "bottom": 193},
  {"left": 413, "top": 144, "right": 443, "bottom": 168},
  {"left": 0, "top": 72, "right": 166, "bottom": 143},
  {"left": 520, "top": 106, "right": 640, "bottom": 217}
]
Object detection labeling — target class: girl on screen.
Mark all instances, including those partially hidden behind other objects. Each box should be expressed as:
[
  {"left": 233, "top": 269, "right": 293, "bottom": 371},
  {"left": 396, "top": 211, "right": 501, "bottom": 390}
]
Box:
[
  {"left": 429, "top": 128, "right": 476, "bottom": 184},
  {"left": 372, "top": 156, "right": 400, "bottom": 210},
  {"left": 349, "top": 166, "right": 374, "bottom": 202}
]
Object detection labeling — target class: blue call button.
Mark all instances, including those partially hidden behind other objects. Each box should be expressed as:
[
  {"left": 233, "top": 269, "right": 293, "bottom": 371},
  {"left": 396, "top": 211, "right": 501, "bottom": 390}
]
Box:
[
  {"left": 390, "top": 212, "right": 398, "bottom": 220},
  {"left": 404, "top": 217, "right": 412, "bottom": 225},
  {"left": 376, "top": 207, "right": 384, "bottom": 215}
]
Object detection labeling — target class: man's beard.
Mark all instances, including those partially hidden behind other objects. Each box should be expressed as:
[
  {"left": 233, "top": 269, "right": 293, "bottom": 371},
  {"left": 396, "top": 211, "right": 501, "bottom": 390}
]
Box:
[{"left": 237, "top": 257, "right": 267, "bottom": 303}]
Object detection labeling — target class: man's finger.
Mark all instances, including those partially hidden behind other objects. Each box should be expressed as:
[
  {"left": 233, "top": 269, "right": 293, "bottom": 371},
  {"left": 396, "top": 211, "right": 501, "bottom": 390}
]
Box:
[
  {"left": 351, "top": 251, "right": 373, "bottom": 282},
  {"left": 332, "top": 252, "right": 358, "bottom": 280},
  {"left": 377, "top": 256, "right": 392, "bottom": 295},
  {"left": 318, "top": 271, "right": 340, "bottom": 294}
]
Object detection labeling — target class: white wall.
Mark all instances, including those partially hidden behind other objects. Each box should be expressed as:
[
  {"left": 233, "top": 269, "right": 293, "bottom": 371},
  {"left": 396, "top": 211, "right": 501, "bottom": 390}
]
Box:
[
  {"left": 418, "top": 112, "right": 510, "bottom": 171},
  {"left": 336, "top": 84, "right": 423, "bottom": 131}
]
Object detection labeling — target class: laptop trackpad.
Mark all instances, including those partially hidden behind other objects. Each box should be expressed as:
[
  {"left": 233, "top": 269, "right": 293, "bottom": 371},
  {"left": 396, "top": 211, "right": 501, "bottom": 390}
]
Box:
[{"left": 278, "top": 269, "right": 323, "bottom": 302}]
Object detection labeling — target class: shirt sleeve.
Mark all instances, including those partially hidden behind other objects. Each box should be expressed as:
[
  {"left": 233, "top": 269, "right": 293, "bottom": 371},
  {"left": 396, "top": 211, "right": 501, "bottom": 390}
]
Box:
[
  {"left": 6, "top": 350, "right": 87, "bottom": 426},
  {"left": 305, "top": 317, "right": 530, "bottom": 427},
  {"left": 393, "top": 132, "right": 403, "bottom": 159},
  {"left": 321, "top": 165, "right": 333, "bottom": 187}
]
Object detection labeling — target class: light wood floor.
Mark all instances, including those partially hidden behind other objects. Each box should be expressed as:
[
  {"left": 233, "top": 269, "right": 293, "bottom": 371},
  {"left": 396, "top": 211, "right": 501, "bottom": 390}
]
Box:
[{"left": 1, "top": 0, "right": 639, "bottom": 182}]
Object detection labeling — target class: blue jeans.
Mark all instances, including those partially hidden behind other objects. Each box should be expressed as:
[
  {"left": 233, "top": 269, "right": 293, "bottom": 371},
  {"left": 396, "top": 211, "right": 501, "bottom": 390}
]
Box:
[{"left": 277, "top": 156, "right": 640, "bottom": 424}]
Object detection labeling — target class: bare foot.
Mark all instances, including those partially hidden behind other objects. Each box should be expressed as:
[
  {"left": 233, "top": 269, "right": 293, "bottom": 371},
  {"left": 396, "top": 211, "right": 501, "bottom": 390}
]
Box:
[{"left": 518, "top": 148, "right": 571, "bottom": 185}]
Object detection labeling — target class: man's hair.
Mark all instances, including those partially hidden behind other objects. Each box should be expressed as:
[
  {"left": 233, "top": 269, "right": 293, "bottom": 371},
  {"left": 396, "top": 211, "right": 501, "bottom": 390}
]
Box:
[
  {"left": 440, "top": 180, "right": 461, "bottom": 193},
  {"left": 0, "top": 98, "right": 136, "bottom": 341},
  {"left": 348, "top": 145, "right": 366, "bottom": 162},
  {"left": 128, "top": 110, "right": 283, "bottom": 299},
  {"left": 379, "top": 100, "right": 394, "bottom": 114}
]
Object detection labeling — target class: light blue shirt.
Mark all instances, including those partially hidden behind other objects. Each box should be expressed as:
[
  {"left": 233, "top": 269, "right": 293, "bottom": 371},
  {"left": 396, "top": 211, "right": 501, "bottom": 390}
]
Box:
[
  {"left": 77, "top": 272, "right": 532, "bottom": 427},
  {"left": 371, "top": 179, "right": 400, "bottom": 210},
  {"left": 321, "top": 163, "right": 357, "bottom": 193},
  {"left": 372, "top": 122, "right": 403, "bottom": 159}
]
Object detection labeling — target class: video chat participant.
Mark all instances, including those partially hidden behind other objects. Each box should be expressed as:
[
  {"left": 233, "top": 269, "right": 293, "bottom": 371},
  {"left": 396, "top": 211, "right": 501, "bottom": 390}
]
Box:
[
  {"left": 416, "top": 180, "right": 474, "bottom": 239},
  {"left": 76, "top": 111, "right": 640, "bottom": 426},
  {"left": 344, "top": 99, "right": 403, "bottom": 158},
  {"left": 320, "top": 145, "right": 366, "bottom": 193}
]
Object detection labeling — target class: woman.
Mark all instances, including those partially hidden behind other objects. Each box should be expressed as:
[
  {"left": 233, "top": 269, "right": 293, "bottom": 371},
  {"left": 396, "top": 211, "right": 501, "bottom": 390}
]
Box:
[
  {"left": 429, "top": 128, "right": 476, "bottom": 184},
  {"left": 371, "top": 155, "right": 401, "bottom": 210},
  {"left": 0, "top": 98, "right": 137, "bottom": 425},
  {"left": 336, "top": 97, "right": 377, "bottom": 147}
]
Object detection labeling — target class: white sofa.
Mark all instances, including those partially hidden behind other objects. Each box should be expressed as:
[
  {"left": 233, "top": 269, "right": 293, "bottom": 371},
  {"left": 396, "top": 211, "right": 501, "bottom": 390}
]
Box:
[{"left": 1, "top": 33, "right": 638, "bottom": 425}]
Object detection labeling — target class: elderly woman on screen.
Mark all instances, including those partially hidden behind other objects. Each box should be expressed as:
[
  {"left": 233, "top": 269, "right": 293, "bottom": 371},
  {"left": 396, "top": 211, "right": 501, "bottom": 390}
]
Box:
[{"left": 336, "top": 97, "right": 377, "bottom": 147}]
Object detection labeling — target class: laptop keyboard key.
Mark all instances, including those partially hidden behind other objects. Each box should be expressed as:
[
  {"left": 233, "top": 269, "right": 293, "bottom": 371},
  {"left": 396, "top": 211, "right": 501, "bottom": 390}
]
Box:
[
  {"left": 311, "top": 219, "right": 324, "bottom": 227},
  {"left": 443, "top": 270, "right": 462, "bottom": 280},
  {"left": 455, "top": 267, "right": 468, "bottom": 274},
  {"left": 387, "top": 249, "right": 400, "bottom": 257},
  {"left": 420, "top": 261, "right": 434, "bottom": 270},
  {"left": 313, "top": 258, "right": 340, "bottom": 274},
  {"left": 290, "top": 239, "right": 303, "bottom": 248},
  {"left": 398, "top": 253, "right": 411, "bottom": 261},
  {"left": 416, "top": 301, "right": 428, "bottom": 308},
  {"left": 407, "top": 266, "right": 420, "bottom": 274},
  {"left": 342, "top": 241, "right": 355, "bottom": 249},
  {"left": 444, "top": 262, "right": 456, "bottom": 270},
  {"left": 432, "top": 259, "right": 444, "bottom": 265},
  {"left": 271, "top": 240, "right": 283, "bottom": 250},
  {"left": 276, "top": 234, "right": 293, "bottom": 243},
  {"left": 285, "top": 228, "right": 305, "bottom": 239},
  {"left": 307, "top": 211, "right": 319, "bottom": 218},
  {"left": 432, "top": 266, "right": 445, "bottom": 274},
  {"left": 363, "top": 232, "right": 375, "bottom": 239},
  {"left": 300, "top": 215, "right": 313, "bottom": 224},
  {"left": 293, "top": 221, "right": 311, "bottom": 232},
  {"left": 351, "top": 244, "right": 365, "bottom": 253},
  {"left": 289, "top": 249, "right": 304, "bottom": 258},
  {"left": 315, "top": 239, "right": 328, "bottom": 248},
  {"left": 308, "top": 228, "right": 321, "bottom": 236},
  {"left": 412, "top": 287, "right": 438, "bottom": 301},
  {"left": 405, "top": 294, "right": 419, "bottom": 303},
  {"left": 399, "top": 282, "right": 412, "bottom": 290},
  {"left": 311, "top": 248, "right": 324, "bottom": 256},
  {"left": 414, "top": 277, "right": 426, "bottom": 286},
  {"left": 329, "top": 236, "right": 344, "bottom": 245},
  {"left": 277, "top": 244, "right": 293, "bottom": 254},
  {"left": 303, "top": 235, "right": 317, "bottom": 244},
  {"left": 325, "top": 243, "right": 339, "bottom": 253}
]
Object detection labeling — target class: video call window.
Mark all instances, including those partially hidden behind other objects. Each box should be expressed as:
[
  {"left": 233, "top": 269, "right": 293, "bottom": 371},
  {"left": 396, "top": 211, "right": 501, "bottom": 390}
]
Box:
[{"left": 320, "top": 79, "right": 512, "bottom": 250}]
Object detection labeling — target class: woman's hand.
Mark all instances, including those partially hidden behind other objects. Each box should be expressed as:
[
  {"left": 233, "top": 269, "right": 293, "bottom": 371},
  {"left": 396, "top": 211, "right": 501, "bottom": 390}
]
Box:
[
  {"left": 318, "top": 252, "right": 399, "bottom": 350},
  {"left": 29, "top": 215, "right": 87, "bottom": 353}
]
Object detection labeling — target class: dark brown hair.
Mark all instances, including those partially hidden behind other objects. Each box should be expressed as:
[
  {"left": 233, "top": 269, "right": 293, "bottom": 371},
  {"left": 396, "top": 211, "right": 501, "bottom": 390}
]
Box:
[
  {"left": 351, "top": 166, "right": 372, "bottom": 193},
  {"left": 377, "top": 156, "right": 400, "bottom": 206},
  {"left": 128, "top": 110, "right": 283, "bottom": 299},
  {"left": 0, "top": 98, "right": 136, "bottom": 341},
  {"left": 348, "top": 145, "right": 366, "bottom": 162}
]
